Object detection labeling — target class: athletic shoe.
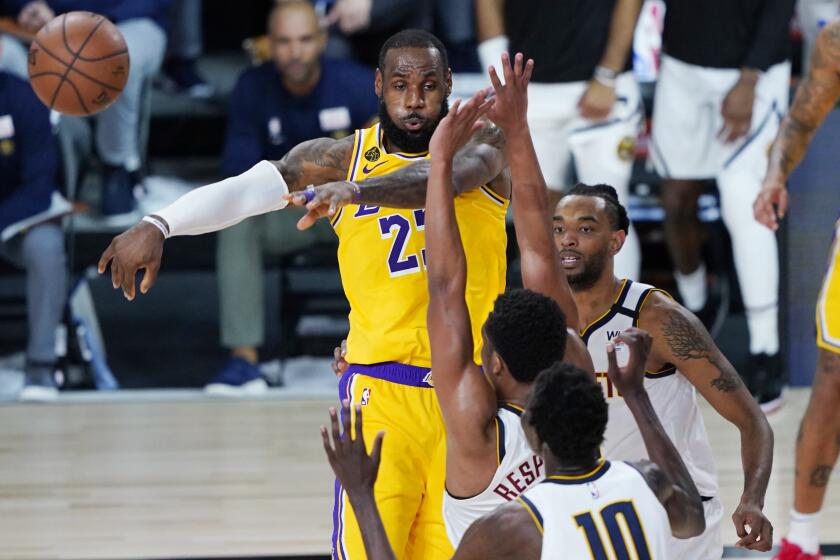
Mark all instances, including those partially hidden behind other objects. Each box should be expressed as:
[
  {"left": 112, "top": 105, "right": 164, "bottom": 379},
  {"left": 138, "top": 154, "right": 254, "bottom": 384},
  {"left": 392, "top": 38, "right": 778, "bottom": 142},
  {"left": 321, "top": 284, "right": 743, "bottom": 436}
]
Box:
[
  {"left": 101, "top": 165, "right": 136, "bottom": 217},
  {"left": 749, "top": 352, "right": 784, "bottom": 414},
  {"left": 19, "top": 364, "right": 59, "bottom": 402},
  {"left": 162, "top": 58, "right": 215, "bottom": 99},
  {"left": 773, "top": 538, "right": 821, "bottom": 560},
  {"left": 204, "top": 357, "right": 268, "bottom": 396}
]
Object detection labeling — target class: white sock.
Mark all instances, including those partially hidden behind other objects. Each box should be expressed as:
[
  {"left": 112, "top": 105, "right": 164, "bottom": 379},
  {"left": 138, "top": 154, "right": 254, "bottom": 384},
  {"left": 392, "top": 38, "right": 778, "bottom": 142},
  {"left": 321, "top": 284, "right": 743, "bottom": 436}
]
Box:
[
  {"left": 788, "top": 509, "right": 821, "bottom": 554},
  {"left": 674, "top": 263, "right": 707, "bottom": 312},
  {"left": 747, "top": 304, "right": 780, "bottom": 355}
]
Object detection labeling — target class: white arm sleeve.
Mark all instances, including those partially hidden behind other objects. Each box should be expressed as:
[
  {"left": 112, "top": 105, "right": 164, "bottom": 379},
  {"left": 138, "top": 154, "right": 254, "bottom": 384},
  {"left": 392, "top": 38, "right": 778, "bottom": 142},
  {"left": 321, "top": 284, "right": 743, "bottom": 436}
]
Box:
[
  {"left": 477, "top": 35, "right": 509, "bottom": 74},
  {"left": 153, "top": 160, "right": 289, "bottom": 237}
]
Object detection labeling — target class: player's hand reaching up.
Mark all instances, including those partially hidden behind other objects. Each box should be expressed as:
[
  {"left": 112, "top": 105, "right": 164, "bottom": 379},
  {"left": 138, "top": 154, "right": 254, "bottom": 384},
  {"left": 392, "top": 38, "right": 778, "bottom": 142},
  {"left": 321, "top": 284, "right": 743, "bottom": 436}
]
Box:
[
  {"left": 322, "top": 400, "right": 384, "bottom": 498},
  {"left": 605, "top": 327, "right": 653, "bottom": 397},
  {"left": 487, "top": 52, "right": 534, "bottom": 133},
  {"left": 428, "top": 89, "right": 494, "bottom": 161},
  {"left": 97, "top": 221, "right": 165, "bottom": 300}
]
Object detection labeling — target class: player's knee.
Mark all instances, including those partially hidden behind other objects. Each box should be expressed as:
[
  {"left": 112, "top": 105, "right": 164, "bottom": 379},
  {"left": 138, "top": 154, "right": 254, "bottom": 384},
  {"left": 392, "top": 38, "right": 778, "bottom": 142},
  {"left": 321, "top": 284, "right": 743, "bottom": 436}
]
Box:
[
  {"left": 660, "top": 185, "right": 697, "bottom": 221},
  {"left": 816, "top": 348, "right": 840, "bottom": 394}
]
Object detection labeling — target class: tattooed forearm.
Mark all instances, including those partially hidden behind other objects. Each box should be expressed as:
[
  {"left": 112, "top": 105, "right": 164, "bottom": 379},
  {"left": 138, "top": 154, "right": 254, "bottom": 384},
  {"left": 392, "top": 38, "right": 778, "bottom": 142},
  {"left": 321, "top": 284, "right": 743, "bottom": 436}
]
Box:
[
  {"left": 767, "top": 21, "right": 840, "bottom": 183},
  {"left": 275, "top": 136, "right": 352, "bottom": 191},
  {"left": 810, "top": 465, "right": 833, "bottom": 487},
  {"left": 358, "top": 135, "right": 505, "bottom": 208},
  {"left": 662, "top": 309, "right": 743, "bottom": 393}
]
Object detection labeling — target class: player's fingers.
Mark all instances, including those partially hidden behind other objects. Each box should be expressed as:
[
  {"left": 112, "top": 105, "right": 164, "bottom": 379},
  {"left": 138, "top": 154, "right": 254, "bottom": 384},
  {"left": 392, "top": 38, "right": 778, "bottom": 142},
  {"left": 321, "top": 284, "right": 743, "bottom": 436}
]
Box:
[
  {"left": 121, "top": 265, "right": 136, "bottom": 301},
  {"left": 488, "top": 65, "right": 503, "bottom": 93},
  {"left": 777, "top": 189, "right": 788, "bottom": 220},
  {"left": 297, "top": 210, "right": 319, "bottom": 231},
  {"left": 355, "top": 403, "right": 365, "bottom": 447},
  {"left": 110, "top": 259, "right": 121, "bottom": 290},
  {"left": 757, "top": 520, "right": 774, "bottom": 551},
  {"left": 98, "top": 244, "right": 114, "bottom": 274},
  {"left": 140, "top": 263, "right": 158, "bottom": 295},
  {"left": 514, "top": 52, "right": 524, "bottom": 79},
  {"left": 329, "top": 407, "right": 342, "bottom": 453},
  {"left": 501, "top": 52, "right": 515, "bottom": 84},
  {"left": 732, "top": 513, "right": 748, "bottom": 538},
  {"left": 321, "top": 426, "right": 336, "bottom": 460},
  {"left": 605, "top": 341, "right": 618, "bottom": 374},
  {"left": 283, "top": 192, "right": 307, "bottom": 206},
  {"left": 370, "top": 431, "right": 385, "bottom": 470},
  {"left": 341, "top": 399, "right": 352, "bottom": 447},
  {"left": 522, "top": 58, "right": 534, "bottom": 86}
]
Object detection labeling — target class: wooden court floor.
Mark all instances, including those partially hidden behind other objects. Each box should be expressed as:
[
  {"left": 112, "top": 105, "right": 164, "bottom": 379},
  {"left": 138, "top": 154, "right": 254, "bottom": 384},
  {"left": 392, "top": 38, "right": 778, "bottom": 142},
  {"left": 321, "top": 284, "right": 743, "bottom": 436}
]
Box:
[{"left": 0, "top": 388, "right": 838, "bottom": 559}]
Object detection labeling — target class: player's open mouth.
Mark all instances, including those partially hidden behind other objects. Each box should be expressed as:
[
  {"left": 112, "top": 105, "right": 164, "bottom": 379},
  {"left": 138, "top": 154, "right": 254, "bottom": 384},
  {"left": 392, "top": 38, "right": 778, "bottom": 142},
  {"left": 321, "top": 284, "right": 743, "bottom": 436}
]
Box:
[
  {"left": 560, "top": 253, "right": 581, "bottom": 267},
  {"left": 402, "top": 118, "right": 426, "bottom": 131}
]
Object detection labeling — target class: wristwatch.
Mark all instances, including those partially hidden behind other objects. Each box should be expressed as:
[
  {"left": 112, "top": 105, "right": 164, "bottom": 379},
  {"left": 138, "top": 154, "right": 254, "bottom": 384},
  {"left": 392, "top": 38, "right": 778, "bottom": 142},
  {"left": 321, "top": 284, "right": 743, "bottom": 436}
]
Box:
[{"left": 593, "top": 66, "right": 618, "bottom": 88}]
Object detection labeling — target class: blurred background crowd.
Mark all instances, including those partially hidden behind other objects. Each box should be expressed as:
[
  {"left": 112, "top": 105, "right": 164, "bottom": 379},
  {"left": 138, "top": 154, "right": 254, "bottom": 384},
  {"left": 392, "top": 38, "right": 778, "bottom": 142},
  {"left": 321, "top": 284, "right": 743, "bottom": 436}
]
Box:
[{"left": 0, "top": 0, "right": 835, "bottom": 407}]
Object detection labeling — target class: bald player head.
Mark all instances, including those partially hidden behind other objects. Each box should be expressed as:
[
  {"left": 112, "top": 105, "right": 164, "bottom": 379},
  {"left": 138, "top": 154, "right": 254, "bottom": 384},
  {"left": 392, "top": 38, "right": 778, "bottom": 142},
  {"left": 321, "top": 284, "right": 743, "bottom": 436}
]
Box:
[{"left": 269, "top": 0, "right": 326, "bottom": 91}]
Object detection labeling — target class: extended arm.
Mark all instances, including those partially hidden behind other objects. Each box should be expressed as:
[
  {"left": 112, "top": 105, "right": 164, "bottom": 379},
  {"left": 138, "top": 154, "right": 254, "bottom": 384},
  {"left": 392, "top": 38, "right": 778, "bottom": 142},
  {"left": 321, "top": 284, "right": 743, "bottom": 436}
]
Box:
[
  {"left": 642, "top": 295, "right": 774, "bottom": 551},
  {"left": 755, "top": 21, "right": 840, "bottom": 229},
  {"left": 606, "top": 329, "right": 705, "bottom": 538},
  {"left": 598, "top": 0, "right": 643, "bottom": 73},
  {"left": 426, "top": 95, "right": 498, "bottom": 458}
]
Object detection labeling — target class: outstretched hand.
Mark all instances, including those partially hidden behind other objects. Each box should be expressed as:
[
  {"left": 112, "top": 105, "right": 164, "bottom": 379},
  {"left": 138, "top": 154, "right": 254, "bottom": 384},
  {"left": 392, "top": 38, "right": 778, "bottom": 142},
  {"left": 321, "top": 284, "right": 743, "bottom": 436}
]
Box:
[
  {"left": 753, "top": 178, "right": 788, "bottom": 231},
  {"left": 97, "top": 221, "right": 165, "bottom": 300},
  {"left": 605, "top": 327, "right": 653, "bottom": 396},
  {"left": 487, "top": 52, "right": 534, "bottom": 132},
  {"left": 428, "top": 88, "right": 494, "bottom": 160},
  {"left": 321, "top": 399, "right": 384, "bottom": 498},
  {"left": 282, "top": 181, "right": 357, "bottom": 230}
]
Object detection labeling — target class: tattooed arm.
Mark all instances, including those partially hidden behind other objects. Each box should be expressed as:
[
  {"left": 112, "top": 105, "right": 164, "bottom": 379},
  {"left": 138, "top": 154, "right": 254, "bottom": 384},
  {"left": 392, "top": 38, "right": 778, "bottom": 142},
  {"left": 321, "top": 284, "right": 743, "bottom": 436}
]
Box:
[
  {"left": 639, "top": 292, "right": 775, "bottom": 552},
  {"left": 755, "top": 20, "right": 840, "bottom": 230},
  {"left": 285, "top": 122, "right": 508, "bottom": 230},
  {"left": 274, "top": 135, "right": 356, "bottom": 191}
]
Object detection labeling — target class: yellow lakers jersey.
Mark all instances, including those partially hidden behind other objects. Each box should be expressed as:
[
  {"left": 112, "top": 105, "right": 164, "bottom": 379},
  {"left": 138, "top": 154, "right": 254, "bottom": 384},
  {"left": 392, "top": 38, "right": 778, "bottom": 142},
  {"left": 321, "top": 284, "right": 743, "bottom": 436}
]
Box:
[{"left": 333, "top": 123, "right": 509, "bottom": 367}]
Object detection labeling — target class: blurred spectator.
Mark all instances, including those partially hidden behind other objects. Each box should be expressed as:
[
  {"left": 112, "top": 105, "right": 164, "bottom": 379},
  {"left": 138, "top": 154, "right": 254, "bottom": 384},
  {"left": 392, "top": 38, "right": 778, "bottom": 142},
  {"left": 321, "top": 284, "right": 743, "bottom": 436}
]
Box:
[
  {"left": 2, "top": 0, "right": 170, "bottom": 220},
  {"left": 161, "top": 0, "right": 214, "bottom": 99},
  {"left": 475, "top": 0, "right": 644, "bottom": 280},
  {"left": 206, "top": 0, "right": 377, "bottom": 395},
  {"left": 321, "top": 0, "right": 433, "bottom": 68},
  {"left": 650, "top": 0, "right": 795, "bottom": 410},
  {"left": 432, "top": 0, "right": 479, "bottom": 72},
  {"left": 0, "top": 70, "right": 67, "bottom": 401}
]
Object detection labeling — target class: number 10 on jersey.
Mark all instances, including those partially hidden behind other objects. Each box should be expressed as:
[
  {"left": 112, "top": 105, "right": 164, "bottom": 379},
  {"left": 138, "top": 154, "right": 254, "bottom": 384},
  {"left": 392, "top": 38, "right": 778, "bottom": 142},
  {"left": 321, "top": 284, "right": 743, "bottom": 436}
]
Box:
[{"left": 379, "top": 209, "right": 426, "bottom": 278}]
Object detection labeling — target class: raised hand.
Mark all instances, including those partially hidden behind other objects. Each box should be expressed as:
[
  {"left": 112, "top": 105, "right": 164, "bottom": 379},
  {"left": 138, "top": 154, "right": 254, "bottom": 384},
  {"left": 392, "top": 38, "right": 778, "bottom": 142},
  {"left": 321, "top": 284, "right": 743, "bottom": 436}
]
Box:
[
  {"left": 428, "top": 88, "right": 494, "bottom": 161},
  {"left": 321, "top": 399, "right": 384, "bottom": 498},
  {"left": 605, "top": 327, "right": 653, "bottom": 397},
  {"left": 97, "top": 221, "right": 165, "bottom": 300},
  {"left": 487, "top": 52, "right": 534, "bottom": 132}
]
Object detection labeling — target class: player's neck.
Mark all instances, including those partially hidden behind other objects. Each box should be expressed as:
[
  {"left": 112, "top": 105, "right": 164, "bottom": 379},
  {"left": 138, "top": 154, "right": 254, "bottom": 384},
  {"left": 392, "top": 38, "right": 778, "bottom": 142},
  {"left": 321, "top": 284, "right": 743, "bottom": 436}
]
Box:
[
  {"left": 543, "top": 453, "right": 602, "bottom": 478},
  {"left": 571, "top": 272, "right": 622, "bottom": 332},
  {"left": 283, "top": 66, "right": 321, "bottom": 97},
  {"left": 497, "top": 382, "right": 530, "bottom": 410}
]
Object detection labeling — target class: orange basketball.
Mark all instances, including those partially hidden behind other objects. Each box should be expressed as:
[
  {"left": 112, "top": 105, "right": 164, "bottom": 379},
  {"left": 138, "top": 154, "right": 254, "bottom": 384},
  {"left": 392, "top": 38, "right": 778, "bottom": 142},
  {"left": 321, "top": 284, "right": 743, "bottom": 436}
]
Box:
[{"left": 27, "top": 11, "right": 130, "bottom": 116}]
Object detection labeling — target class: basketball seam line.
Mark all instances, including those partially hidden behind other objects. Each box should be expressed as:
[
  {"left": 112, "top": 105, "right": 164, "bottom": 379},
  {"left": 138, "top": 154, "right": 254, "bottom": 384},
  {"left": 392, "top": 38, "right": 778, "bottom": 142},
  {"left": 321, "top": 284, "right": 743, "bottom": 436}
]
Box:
[
  {"left": 61, "top": 17, "right": 128, "bottom": 62},
  {"left": 33, "top": 39, "right": 125, "bottom": 93},
  {"left": 76, "top": 49, "right": 128, "bottom": 63},
  {"left": 49, "top": 15, "right": 106, "bottom": 112}
]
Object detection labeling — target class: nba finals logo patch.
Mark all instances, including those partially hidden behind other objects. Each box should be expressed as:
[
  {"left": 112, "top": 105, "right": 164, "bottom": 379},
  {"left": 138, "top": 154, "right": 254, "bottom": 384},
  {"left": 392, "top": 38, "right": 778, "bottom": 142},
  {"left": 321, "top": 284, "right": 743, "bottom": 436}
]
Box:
[
  {"left": 617, "top": 136, "right": 636, "bottom": 161},
  {"left": 364, "top": 146, "right": 381, "bottom": 162},
  {"left": 361, "top": 387, "right": 371, "bottom": 406}
]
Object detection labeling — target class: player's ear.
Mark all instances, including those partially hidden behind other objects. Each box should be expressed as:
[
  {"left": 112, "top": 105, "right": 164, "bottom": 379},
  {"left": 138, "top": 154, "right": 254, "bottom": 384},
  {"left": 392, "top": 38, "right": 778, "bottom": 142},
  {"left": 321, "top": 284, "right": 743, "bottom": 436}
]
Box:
[
  {"left": 375, "top": 69, "right": 383, "bottom": 98},
  {"left": 609, "top": 230, "right": 626, "bottom": 256}
]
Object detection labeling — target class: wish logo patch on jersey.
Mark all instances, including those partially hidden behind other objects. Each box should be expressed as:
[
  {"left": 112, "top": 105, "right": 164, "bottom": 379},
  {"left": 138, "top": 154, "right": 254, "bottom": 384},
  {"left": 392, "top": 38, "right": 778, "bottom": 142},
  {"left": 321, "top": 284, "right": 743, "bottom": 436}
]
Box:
[{"left": 361, "top": 387, "right": 371, "bottom": 405}]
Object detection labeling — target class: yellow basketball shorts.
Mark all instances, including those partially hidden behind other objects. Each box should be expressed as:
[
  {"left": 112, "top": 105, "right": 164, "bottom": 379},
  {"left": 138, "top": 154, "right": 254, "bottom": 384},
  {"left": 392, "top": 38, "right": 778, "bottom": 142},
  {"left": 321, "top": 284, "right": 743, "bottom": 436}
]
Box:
[
  {"left": 817, "top": 221, "right": 840, "bottom": 355},
  {"left": 332, "top": 363, "right": 453, "bottom": 560}
]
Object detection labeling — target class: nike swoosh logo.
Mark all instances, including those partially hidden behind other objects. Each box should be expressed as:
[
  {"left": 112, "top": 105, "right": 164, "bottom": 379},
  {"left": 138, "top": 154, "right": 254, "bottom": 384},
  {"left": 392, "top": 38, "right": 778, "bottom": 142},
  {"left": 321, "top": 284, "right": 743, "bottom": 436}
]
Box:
[{"left": 362, "top": 161, "right": 387, "bottom": 174}]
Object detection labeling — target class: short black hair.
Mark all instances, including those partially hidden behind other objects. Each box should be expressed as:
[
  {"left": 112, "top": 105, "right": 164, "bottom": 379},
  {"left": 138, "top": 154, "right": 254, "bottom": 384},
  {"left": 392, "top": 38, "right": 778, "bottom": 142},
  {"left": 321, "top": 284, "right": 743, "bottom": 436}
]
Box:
[
  {"left": 378, "top": 29, "right": 449, "bottom": 74},
  {"left": 484, "top": 289, "right": 567, "bottom": 383},
  {"left": 565, "top": 183, "right": 630, "bottom": 234},
  {"left": 526, "top": 363, "right": 608, "bottom": 464}
]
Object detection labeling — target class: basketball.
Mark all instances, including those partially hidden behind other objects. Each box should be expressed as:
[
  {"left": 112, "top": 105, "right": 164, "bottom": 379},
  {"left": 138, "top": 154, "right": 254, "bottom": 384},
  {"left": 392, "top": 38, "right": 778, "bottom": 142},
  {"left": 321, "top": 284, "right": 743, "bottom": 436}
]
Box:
[{"left": 27, "top": 11, "right": 129, "bottom": 116}]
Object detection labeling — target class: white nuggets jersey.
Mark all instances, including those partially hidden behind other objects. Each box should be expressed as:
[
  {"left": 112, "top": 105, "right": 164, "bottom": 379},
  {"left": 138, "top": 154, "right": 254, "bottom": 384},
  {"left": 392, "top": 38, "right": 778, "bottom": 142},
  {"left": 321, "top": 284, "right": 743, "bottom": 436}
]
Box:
[
  {"left": 584, "top": 279, "right": 719, "bottom": 498},
  {"left": 442, "top": 403, "right": 545, "bottom": 547},
  {"left": 519, "top": 460, "right": 670, "bottom": 559}
]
